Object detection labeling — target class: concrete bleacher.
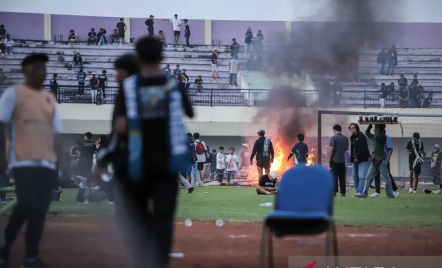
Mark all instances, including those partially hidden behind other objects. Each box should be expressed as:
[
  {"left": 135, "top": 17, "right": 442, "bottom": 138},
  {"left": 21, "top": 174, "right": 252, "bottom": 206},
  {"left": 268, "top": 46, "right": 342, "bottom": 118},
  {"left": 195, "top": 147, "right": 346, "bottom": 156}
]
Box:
[{"left": 0, "top": 41, "right": 242, "bottom": 89}]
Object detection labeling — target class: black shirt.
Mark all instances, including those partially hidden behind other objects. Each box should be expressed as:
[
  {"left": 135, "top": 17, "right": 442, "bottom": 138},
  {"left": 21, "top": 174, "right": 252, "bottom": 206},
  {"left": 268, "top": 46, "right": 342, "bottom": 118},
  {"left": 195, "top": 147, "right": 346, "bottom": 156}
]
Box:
[
  {"left": 258, "top": 174, "right": 276, "bottom": 188},
  {"left": 422, "top": 97, "right": 432, "bottom": 108},
  {"left": 377, "top": 51, "right": 387, "bottom": 64},
  {"left": 245, "top": 31, "right": 253, "bottom": 43},
  {"left": 88, "top": 32, "right": 97, "bottom": 39},
  {"left": 89, "top": 77, "right": 98, "bottom": 89},
  {"left": 195, "top": 78, "right": 203, "bottom": 86},
  {"left": 145, "top": 19, "right": 154, "bottom": 28},
  {"left": 73, "top": 56, "right": 82, "bottom": 63},
  {"left": 412, "top": 78, "right": 419, "bottom": 85},
  {"left": 407, "top": 140, "right": 424, "bottom": 159},
  {"left": 69, "top": 34, "right": 76, "bottom": 40},
  {"left": 79, "top": 140, "right": 96, "bottom": 162},
  {"left": 250, "top": 136, "right": 274, "bottom": 162},
  {"left": 116, "top": 22, "right": 126, "bottom": 34},
  {"left": 399, "top": 90, "right": 408, "bottom": 100},
  {"left": 0, "top": 29, "right": 6, "bottom": 36},
  {"left": 350, "top": 132, "right": 371, "bottom": 162},
  {"left": 380, "top": 86, "right": 389, "bottom": 98},
  {"left": 50, "top": 78, "right": 58, "bottom": 90},
  {"left": 211, "top": 53, "right": 217, "bottom": 64},
  {"left": 398, "top": 77, "right": 408, "bottom": 86},
  {"left": 98, "top": 74, "right": 107, "bottom": 87},
  {"left": 185, "top": 24, "right": 190, "bottom": 37},
  {"left": 113, "top": 75, "right": 194, "bottom": 172}
]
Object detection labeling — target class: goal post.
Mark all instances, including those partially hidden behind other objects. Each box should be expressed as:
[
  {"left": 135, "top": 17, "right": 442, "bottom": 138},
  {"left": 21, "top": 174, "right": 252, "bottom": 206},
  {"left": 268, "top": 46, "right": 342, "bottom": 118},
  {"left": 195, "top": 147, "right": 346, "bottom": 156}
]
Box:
[{"left": 317, "top": 110, "right": 442, "bottom": 184}]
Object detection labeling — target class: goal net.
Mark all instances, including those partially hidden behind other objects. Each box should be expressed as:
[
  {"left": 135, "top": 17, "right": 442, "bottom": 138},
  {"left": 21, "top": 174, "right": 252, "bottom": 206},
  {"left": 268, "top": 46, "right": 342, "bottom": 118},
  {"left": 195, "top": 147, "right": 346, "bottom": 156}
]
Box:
[{"left": 317, "top": 110, "right": 442, "bottom": 187}]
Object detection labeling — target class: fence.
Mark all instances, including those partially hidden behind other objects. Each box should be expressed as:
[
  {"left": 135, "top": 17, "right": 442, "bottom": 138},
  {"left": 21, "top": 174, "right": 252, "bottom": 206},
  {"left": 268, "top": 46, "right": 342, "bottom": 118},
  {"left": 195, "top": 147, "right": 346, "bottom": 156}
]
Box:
[{"left": 1, "top": 85, "right": 441, "bottom": 108}]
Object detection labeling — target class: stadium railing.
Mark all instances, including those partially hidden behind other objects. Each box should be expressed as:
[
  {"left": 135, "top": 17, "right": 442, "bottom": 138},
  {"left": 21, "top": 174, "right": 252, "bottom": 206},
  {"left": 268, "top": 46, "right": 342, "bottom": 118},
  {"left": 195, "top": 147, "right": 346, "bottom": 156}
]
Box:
[{"left": 1, "top": 85, "right": 441, "bottom": 108}]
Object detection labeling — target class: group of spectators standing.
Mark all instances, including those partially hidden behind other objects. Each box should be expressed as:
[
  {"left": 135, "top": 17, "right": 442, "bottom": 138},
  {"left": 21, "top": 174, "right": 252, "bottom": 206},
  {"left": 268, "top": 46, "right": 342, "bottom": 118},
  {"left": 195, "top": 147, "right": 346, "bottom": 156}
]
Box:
[
  {"left": 68, "top": 18, "right": 127, "bottom": 45},
  {"left": 0, "top": 25, "right": 14, "bottom": 56},
  {"left": 379, "top": 73, "right": 433, "bottom": 108}
]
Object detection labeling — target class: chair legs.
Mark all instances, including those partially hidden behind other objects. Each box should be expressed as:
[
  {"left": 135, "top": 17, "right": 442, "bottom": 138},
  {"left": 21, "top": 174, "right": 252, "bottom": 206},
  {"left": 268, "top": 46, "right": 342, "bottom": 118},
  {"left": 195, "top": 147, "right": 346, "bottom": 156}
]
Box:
[
  {"left": 332, "top": 222, "right": 340, "bottom": 267},
  {"left": 259, "top": 224, "right": 267, "bottom": 268},
  {"left": 259, "top": 224, "right": 275, "bottom": 268},
  {"left": 268, "top": 229, "right": 274, "bottom": 268}
]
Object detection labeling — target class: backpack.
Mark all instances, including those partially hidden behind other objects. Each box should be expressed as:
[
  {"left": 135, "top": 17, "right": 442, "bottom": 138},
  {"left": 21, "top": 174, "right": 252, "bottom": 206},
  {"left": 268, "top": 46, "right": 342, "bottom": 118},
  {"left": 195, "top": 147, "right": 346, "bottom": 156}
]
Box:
[{"left": 195, "top": 141, "right": 206, "bottom": 155}]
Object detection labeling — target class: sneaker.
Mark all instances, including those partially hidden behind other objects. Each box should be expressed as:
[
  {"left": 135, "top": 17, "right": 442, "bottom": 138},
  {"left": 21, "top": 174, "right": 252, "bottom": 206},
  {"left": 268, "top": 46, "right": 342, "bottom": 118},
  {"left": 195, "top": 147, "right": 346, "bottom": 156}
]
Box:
[
  {"left": 341, "top": 194, "right": 346, "bottom": 197},
  {"left": 188, "top": 187, "right": 195, "bottom": 194},
  {"left": 355, "top": 193, "right": 367, "bottom": 198},
  {"left": 266, "top": 191, "right": 271, "bottom": 195},
  {"left": 353, "top": 193, "right": 360, "bottom": 197},
  {"left": 393, "top": 191, "right": 399, "bottom": 197},
  {"left": 409, "top": 188, "right": 414, "bottom": 193},
  {"left": 23, "top": 257, "right": 48, "bottom": 268},
  {"left": 84, "top": 199, "right": 89, "bottom": 204},
  {"left": 369, "top": 192, "right": 380, "bottom": 197},
  {"left": 412, "top": 190, "right": 417, "bottom": 194}
]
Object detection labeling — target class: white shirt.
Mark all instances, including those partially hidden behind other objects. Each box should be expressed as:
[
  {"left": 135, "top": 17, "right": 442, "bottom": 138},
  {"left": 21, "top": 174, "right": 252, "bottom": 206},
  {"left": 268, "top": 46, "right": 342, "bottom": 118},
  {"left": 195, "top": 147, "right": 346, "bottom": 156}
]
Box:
[
  {"left": 225, "top": 154, "right": 239, "bottom": 172},
  {"left": 170, "top": 19, "right": 182, "bottom": 31},
  {"left": 229, "top": 59, "right": 239, "bottom": 74},
  {"left": 216, "top": 152, "right": 226, "bottom": 169},
  {"left": 194, "top": 139, "right": 207, "bottom": 163}
]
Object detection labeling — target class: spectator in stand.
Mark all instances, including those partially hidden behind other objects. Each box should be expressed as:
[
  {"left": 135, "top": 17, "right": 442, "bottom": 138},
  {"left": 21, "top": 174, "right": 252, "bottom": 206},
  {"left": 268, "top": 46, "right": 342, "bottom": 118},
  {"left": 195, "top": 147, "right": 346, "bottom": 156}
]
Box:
[
  {"left": 110, "top": 29, "right": 119, "bottom": 44},
  {"left": 0, "top": 69, "right": 6, "bottom": 86},
  {"left": 173, "top": 64, "right": 182, "bottom": 76},
  {"left": 422, "top": 93, "right": 433, "bottom": 108},
  {"left": 246, "top": 55, "right": 255, "bottom": 71},
  {"left": 182, "top": 69, "right": 189, "bottom": 80},
  {"left": 230, "top": 38, "right": 240, "bottom": 59},
  {"left": 2, "top": 34, "right": 14, "bottom": 56},
  {"left": 399, "top": 86, "right": 409, "bottom": 108},
  {"left": 145, "top": 15, "right": 154, "bottom": 36},
  {"left": 72, "top": 53, "right": 83, "bottom": 72},
  {"left": 158, "top": 30, "right": 167, "bottom": 47},
  {"left": 211, "top": 48, "right": 220, "bottom": 81},
  {"left": 380, "top": 83, "right": 389, "bottom": 108},
  {"left": 225, "top": 147, "right": 239, "bottom": 185},
  {"left": 0, "top": 25, "right": 5, "bottom": 54},
  {"left": 167, "top": 70, "right": 174, "bottom": 79},
  {"left": 181, "top": 73, "right": 189, "bottom": 89},
  {"left": 87, "top": 28, "right": 97, "bottom": 45},
  {"left": 417, "top": 84, "right": 425, "bottom": 108},
  {"left": 244, "top": 27, "right": 254, "bottom": 55},
  {"left": 408, "top": 84, "right": 418, "bottom": 108},
  {"left": 412, "top": 74, "right": 419, "bottom": 85},
  {"left": 386, "top": 45, "right": 398, "bottom": 76},
  {"left": 77, "top": 68, "right": 86, "bottom": 95},
  {"left": 97, "top": 28, "right": 107, "bottom": 46},
  {"left": 98, "top": 70, "right": 108, "bottom": 101},
  {"left": 174, "top": 74, "right": 182, "bottom": 83},
  {"left": 254, "top": 30, "right": 264, "bottom": 53},
  {"left": 69, "top": 29, "right": 79, "bottom": 42},
  {"left": 164, "top": 64, "right": 171, "bottom": 72},
  {"left": 397, "top": 74, "right": 408, "bottom": 91},
  {"left": 184, "top": 19, "right": 191, "bottom": 47},
  {"left": 163, "top": 14, "right": 182, "bottom": 44},
  {"left": 116, "top": 18, "right": 127, "bottom": 45},
  {"left": 50, "top": 73, "right": 58, "bottom": 97},
  {"left": 229, "top": 56, "right": 239, "bottom": 87},
  {"left": 331, "top": 81, "right": 342, "bottom": 107},
  {"left": 194, "top": 75, "right": 203, "bottom": 92},
  {"left": 89, "top": 73, "right": 98, "bottom": 103},
  {"left": 377, "top": 49, "right": 387, "bottom": 75}
]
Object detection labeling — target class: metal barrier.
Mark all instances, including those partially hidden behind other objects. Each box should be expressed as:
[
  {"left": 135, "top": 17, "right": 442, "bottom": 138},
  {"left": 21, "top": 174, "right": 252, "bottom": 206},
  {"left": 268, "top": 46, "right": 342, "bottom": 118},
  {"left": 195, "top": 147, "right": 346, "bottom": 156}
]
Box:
[{"left": 364, "top": 91, "right": 441, "bottom": 109}]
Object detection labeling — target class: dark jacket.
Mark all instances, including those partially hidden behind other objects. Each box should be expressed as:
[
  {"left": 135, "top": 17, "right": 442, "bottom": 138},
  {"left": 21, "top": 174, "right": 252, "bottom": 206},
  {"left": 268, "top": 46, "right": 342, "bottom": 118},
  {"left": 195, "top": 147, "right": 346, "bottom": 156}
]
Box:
[
  {"left": 250, "top": 136, "right": 274, "bottom": 162},
  {"left": 387, "top": 48, "right": 398, "bottom": 65},
  {"left": 145, "top": 19, "right": 154, "bottom": 29},
  {"left": 187, "top": 143, "right": 197, "bottom": 165},
  {"left": 73, "top": 56, "right": 82, "bottom": 64},
  {"left": 377, "top": 51, "right": 387, "bottom": 64},
  {"left": 350, "top": 132, "right": 370, "bottom": 163}
]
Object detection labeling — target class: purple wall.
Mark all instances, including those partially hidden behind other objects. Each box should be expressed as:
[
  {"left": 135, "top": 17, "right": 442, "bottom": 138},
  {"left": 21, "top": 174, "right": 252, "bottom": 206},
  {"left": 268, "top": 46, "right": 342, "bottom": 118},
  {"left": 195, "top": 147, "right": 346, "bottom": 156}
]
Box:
[
  {"left": 291, "top": 21, "right": 442, "bottom": 49},
  {"left": 51, "top": 15, "right": 121, "bottom": 41},
  {"left": 0, "top": 12, "right": 44, "bottom": 40},
  {"left": 212, "top": 20, "right": 286, "bottom": 46},
  {"left": 131, "top": 18, "right": 205, "bottom": 45}
]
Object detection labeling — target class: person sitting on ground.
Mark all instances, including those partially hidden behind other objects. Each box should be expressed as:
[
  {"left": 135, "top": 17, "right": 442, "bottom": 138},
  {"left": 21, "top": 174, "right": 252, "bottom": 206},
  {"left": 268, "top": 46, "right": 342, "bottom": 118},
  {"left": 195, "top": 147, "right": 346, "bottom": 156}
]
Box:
[
  {"left": 87, "top": 28, "right": 97, "bottom": 45},
  {"left": 3, "top": 35, "right": 14, "bottom": 56},
  {"left": 97, "top": 28, "right": 107, "bottom": 46},
  {"left": 158, "top": 30, "right": 167, "bottom": 47},
  {"left": 194, "top": 75, "right": 203, "bottom": 89},
  {"left": 421, "top": 92, "right": 433, "bottom": 108},
  {"left": 69, "top": 30, "right": 79, "bottom": 42},
  {"left": 256, "top": 172, "right": 278, "bottom": 195},
  {"left": 110, "top": 29, "right": 119, "bottom": 44},
  {"left": 72, "top": 53, "right": 83, "bottom": 72}
]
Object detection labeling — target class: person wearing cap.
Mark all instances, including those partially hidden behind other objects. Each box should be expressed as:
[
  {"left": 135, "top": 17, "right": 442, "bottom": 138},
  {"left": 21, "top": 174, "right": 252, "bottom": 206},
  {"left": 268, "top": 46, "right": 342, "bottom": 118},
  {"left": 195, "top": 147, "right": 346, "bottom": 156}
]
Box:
[
  {"left": 250, "top": 130, "right": 274, "bottom": 180},
  {"left": 0, "top": 54, "right": 66, "bottom": 268},
  {"left": 240, "top": 143, "right": 251, "bottom": 170},
  {"left": 89, "top": 72, "right": 99, "bottom": 103},
  {"left": 256, "top": 172, "right": 278, "bottom": 195},
  {"left": 145, "top": 15, "right": 155, "bottom": 36},
  {"left": 87, "top": 28, "right": 97, "bottom": 45},
  {"left": 430, "top": 144, "right": 442, "bottom": 185},
  {"left": 287, "top": 133, "right": 309, "bottom": 167},
  {"left": 211, "top": 49, "right": 220, "bottom": 81}
]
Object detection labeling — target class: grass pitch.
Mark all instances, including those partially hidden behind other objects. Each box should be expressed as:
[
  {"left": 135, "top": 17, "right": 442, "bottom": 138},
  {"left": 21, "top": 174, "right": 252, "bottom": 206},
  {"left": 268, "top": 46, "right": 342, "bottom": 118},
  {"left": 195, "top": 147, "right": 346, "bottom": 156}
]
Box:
[{"left": 35, "top": 186, "right": 442, "bottom": 227}]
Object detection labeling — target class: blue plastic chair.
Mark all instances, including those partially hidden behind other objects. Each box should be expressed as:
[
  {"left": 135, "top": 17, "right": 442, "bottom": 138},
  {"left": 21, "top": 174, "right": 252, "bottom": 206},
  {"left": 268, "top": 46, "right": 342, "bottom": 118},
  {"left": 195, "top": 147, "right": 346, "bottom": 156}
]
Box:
[{"left": 259, "top": 166, "right": 338, "bottom": 268}]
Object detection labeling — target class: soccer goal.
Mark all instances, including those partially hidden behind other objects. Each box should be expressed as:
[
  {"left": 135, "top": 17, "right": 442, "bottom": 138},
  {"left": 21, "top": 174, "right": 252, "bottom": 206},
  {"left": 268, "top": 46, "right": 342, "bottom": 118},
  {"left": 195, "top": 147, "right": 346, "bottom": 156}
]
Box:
[{"left": 317, "top": 110, "right": 442, "bottom": 184}]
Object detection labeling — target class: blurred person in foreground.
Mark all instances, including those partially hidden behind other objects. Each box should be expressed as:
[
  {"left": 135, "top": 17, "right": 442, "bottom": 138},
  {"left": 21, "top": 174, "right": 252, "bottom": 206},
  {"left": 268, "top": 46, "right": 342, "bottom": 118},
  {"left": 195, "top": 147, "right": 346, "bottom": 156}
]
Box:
[
  {"left": 95, "top": 37, "right": 193, "bottom": 268},
  {"left": 0, "top": 54, "right": 66, "bottom": 268}
]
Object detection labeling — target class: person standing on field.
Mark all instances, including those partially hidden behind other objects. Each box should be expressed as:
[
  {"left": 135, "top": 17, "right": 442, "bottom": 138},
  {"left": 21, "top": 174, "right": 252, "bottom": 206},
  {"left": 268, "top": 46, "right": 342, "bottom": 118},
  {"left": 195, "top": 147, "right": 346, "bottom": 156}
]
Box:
[
  {"left": 250, "top": 130, "right": 274, "bottom": 180},
  {"left": 329, "top": 124, "right": 348, "bottom": 196},
  {"left": 193, "top": 133, "right": 207, "bottom": 185}
]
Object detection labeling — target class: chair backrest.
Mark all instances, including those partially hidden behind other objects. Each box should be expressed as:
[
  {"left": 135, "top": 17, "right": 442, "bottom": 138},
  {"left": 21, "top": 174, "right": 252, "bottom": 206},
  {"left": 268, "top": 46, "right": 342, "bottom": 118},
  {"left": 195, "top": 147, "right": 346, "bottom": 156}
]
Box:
[{"left": 275, "top": 166, "right": 334, "bottom": 215}]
